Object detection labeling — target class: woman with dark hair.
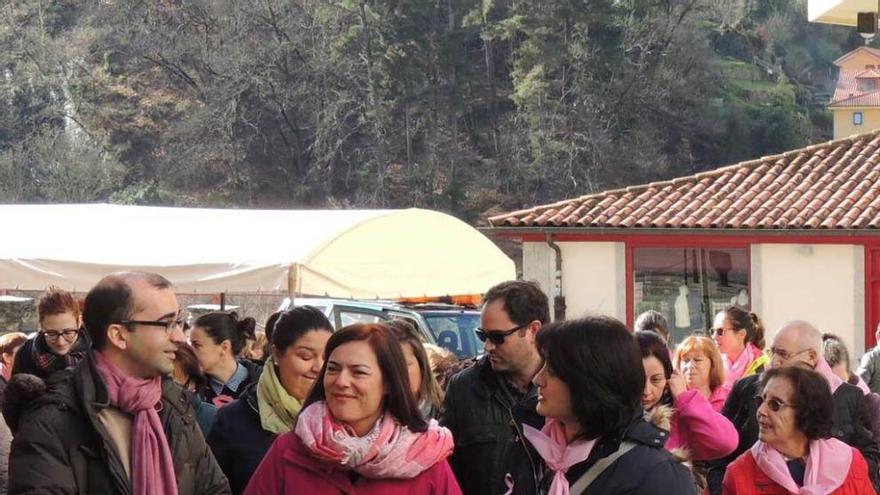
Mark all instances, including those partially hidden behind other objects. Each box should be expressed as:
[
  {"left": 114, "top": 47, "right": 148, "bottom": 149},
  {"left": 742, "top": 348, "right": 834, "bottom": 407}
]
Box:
[
  {"left": 243, "top": 323, "right": 461, "bottom": 495},
  {"left": 386, "top": 319, "right": 444, "bottom": 418},
  {"left": 503, "top": 317, "right": 696, "bottom": 494},
  {"left": 13, "top": 286, "right": 91, "bottom": 379},
  {"left": 191, "top": 311, "right": 261, "bottom": 406},
  {"left": 207, "top": 306, "right": 333, "bottom": 494},
  {"left": 722, "top": 367, "right": 874, "bottom": 494},
  {"left": 635, "top": 310, "right": 670, "bottom": 344},
  {"left": 713, "top": 306, "right": 768, "bottom": 389},
  {"left": 638, "top": 331, "right": 737, "bottom": 463},
  {"left": 172, "top": 342, "right": 218, "bottom": 435}
]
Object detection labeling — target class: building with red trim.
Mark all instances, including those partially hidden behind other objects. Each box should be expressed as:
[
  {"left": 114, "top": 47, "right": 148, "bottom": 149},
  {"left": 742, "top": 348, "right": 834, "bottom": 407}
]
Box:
[{"left": 487, "top": 129, "right": 880, "bottom": 356}]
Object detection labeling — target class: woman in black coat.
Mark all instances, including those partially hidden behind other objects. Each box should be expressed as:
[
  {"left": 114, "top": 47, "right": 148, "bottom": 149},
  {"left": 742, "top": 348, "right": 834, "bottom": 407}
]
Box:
[
  {"left": 207, "top": 306, "right": 333, "bottom": 494},
  {"left": 501, "top": 316, "right": 697, "bottom": 495}
]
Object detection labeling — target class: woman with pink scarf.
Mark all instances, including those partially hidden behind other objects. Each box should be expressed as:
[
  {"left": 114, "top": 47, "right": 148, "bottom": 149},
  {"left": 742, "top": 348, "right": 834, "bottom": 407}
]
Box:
[
  {"left": 713, "top": 306, "right": 769, "bottom": 389},
  {"left": 243, "top": 323, "right": 461, "bottom": 495},
  {"left": 722, "top": 366, "right": 874, "bottom": 494}
]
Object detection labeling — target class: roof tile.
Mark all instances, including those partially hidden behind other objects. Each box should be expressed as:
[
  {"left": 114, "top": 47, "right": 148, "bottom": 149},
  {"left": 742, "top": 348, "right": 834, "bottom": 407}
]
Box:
[{"left": 488, "top": 129, "right": 880, "bottom": 230}]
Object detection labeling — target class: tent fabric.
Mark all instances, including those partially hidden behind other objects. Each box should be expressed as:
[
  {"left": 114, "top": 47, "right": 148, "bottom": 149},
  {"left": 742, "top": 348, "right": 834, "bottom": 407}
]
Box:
[{"left": 0, "top": 204, "right": 515, "bottom": 298}]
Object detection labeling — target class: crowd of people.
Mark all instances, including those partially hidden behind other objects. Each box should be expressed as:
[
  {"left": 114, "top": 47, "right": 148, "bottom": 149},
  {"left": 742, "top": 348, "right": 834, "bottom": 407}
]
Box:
[{"left": 0, "top": 273, "right": 879, "bottom": 494}]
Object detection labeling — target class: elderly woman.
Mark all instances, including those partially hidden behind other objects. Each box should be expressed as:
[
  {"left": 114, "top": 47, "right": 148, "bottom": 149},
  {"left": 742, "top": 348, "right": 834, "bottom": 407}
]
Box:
[
  {"left": 13, "top": 286, "right": 90, "bottom": 379},
  {"left": 674, "top": 336, "right": 730, "bottom": 411},
  {"left": 713, "top": 306, "right": 768, "bottom": 389},
  {"left": 722, "top": 366, "right": 874, "bottom": 494},
  {"left": 639, "top": 331, "right": 738, "bottom": 462},
  {"left": 503, "top": 318, "right": 697, "bottom": 494},
  {"left": 243, "top": 323, "right": 461, "bottom": 495}
]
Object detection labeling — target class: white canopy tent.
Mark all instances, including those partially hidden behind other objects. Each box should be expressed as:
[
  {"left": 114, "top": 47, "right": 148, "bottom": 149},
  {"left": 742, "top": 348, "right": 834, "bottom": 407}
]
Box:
[{"left": 0, "top": 204, "right": 515, "bottom": 298}]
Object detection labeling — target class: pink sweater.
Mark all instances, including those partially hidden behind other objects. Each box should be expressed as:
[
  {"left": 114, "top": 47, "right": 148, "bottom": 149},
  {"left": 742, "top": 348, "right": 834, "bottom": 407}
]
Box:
[{"left": 666, "top": 389, "right": 738, "bottom": 461}]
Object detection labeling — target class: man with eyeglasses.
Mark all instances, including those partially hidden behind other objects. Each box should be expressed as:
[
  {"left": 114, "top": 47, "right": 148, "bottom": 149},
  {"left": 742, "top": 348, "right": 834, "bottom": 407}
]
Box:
[
  {"left": 705, "top": 320, "right": 880, "bottom": 494},
  {"left": 8, "top": 272, "right": 231, "bottom": 495},
  {"left": 440, "top": 280, "right": 549, "bottom": 495}
]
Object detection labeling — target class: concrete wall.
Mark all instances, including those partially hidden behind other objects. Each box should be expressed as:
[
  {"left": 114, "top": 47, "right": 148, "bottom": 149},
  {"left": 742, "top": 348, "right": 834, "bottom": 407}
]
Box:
[
  {"left": 522, "top": 241, "right": 626, "bottom": 322},
  {"left": 751, "top": 243, "right": 865, "bottom": 356},
  {"left": 833, "top": 108, "right": 880, "bottom": 139}
]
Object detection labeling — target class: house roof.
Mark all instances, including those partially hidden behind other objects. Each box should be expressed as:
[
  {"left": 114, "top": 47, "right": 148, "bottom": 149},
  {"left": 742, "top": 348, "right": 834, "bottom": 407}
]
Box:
[
  {"left": 856, "top": 68, "right": 880, "bottom": 79},
  {"left": 829, "top": 91, "right": 880, "bottom": 107},
  {"left": 487, "top": 130, "right": 880, "bottom": 230},
  {"left": 833, "top": 47, "right": 880, "bottom": 67}
]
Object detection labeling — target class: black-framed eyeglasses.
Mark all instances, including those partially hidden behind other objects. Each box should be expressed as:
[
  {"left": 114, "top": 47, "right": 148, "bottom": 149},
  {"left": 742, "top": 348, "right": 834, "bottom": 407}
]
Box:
[
  {"left": 475, "top": 324, "right": 527, "bottom": 345},
  {"left": 115, "top": 317, "right": 185, "bottom": 334},
  {"left": 41, "top": 328, "right": 80, "bottom": 342},
  {"left": 754, "top": 394, "right": 796, "bottom": 412}
]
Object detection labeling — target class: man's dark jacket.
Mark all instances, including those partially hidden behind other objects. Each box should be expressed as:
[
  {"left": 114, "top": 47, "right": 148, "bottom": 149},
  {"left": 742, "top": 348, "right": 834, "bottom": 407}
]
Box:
[
  {"left": 705, "top": 373, "right": 880, "bottom": 494},
  {"left": 440, "top": 356, "right": 536, "bottom": 495},
  {"left": 8, "top": 352, "right": 231, "bottom": 495}
]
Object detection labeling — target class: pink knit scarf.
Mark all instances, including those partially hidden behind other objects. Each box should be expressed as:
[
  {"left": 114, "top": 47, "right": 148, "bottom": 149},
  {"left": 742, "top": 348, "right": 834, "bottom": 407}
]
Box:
[
  {"left": 94, "top": 352, "right": 178, "bottom": 495},
  {"left": 751, "top": 438, "right": 852, "bottom": 494},
  {"left": 521, "top": 419, "right": 596, "bottom": 495},
  {"left": 294, "top": 401, "right": 453, "bottom": 479}
]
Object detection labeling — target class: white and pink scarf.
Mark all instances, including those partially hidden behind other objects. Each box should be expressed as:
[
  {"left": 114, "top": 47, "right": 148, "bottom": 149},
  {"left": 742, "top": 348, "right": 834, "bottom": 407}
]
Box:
[
  {"left": 520, "top": 419, "right": 596, "bottom": 495},
  {"left": 751, "top": 438, "right": 852, "bottom": 495},
  {"left": 813, "top": 357, "right": 846, "bottom": 394},
  {"left": 294, "top": 401, "right": 453, "bottom": 479}
]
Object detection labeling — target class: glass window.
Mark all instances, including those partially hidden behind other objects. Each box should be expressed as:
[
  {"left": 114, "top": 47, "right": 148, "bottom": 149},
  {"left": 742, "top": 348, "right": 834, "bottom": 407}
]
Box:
[
  {"left": 423, "top": 313, "right": 483, "bottom": 359},
  {"left": 633, "top": 247, "right": 750, "bottom": 346},
  {"left": 854, "top": 112, "right": 864, "bottom": 126},
  {"left": 337, "top": 310, "right": 383, "bottom": 327}
]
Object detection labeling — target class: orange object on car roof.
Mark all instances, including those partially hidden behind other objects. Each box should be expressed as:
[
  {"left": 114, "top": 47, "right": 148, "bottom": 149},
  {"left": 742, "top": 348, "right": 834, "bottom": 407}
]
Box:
[{"left": 398, "top": 294, "right": 483, "bottom": 306}]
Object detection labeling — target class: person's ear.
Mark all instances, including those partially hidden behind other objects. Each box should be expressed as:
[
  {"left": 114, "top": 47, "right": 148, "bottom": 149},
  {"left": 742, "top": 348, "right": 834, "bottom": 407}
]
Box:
[
  {"left": 221, "top": 339, "right": 232, "bottom": 356},
  {"left": 806, "top": 349, "right": 819, "bottom": 367},
  {"left": 526, "top": 320, "right": 541, "bottom": 339},
  {"left": 106, "top": 324, "right": 129, "bottom": 351}
]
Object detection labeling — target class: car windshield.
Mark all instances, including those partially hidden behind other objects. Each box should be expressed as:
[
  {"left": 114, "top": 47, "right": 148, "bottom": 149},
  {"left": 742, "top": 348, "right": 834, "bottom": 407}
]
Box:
[{"left": 422, "top": 313, "right": 483, "bottom": 359}]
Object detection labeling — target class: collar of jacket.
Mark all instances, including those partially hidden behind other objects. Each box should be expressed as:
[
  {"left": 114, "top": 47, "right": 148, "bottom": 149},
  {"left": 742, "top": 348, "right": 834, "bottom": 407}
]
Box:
[{"left": 474, "top": 356, "right": 537, "bottom": 406}]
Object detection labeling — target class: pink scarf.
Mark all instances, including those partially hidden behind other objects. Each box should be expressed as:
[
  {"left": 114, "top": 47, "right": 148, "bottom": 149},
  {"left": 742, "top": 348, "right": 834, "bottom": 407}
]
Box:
[
  {"left": 294, "top": 401, "right": 453, "bottom": 479},
  {"left": 93, "top": 352, "right": 178, "bottom": 495},
  {"left": 520, "top": 419, "right": 596, "bottom": 495},
  {"left": 813, "top": 357, "right": 845, "bottom": 394},
  {"left": 751, "top": 438, "right": 852, "bottom": 494},
  {"left": 723, "top": 343, "right": 763, "bottom": 388}
]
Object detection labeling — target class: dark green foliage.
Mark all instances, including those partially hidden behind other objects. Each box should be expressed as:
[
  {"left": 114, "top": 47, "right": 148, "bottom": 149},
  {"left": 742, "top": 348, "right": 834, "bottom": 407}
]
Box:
[{"left": 0, "top": 0, "right": 864, "bottom": 219}]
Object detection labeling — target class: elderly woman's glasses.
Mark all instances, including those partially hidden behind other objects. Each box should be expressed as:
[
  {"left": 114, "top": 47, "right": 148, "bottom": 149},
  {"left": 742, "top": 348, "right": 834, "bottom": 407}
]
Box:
[
  {"left": 755, "top": 394, "right": 796, "bottom": 412},
  {"left": 42, "top": 329, "right": 79, "bottom": 342}
]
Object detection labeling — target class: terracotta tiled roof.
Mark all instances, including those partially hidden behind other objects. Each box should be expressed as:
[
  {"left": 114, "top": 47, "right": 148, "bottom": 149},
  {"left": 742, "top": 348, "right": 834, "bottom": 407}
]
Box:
[
  {"left": 488, "top": 130, "right": 880, "bottom": 229},
  {"left": 830, "top": 68, "right": 880, "bottom": 106},
  {"left": 856, "top": 69, "right": 880, "bottom": 79},
  {"left": 830, "top": 91, "right": 880, "bottom": 107}
]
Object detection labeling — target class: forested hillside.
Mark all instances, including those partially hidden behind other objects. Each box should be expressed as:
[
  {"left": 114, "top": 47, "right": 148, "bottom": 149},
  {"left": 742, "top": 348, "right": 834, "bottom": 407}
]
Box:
[{"left": 0, "top": 0, "right": 865, "bottom": 221}]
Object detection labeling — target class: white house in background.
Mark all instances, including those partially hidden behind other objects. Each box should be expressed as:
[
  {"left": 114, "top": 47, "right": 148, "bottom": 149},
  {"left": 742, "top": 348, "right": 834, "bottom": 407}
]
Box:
[{"left": 486, "top": 130, "right": 880, "bottom": 358}]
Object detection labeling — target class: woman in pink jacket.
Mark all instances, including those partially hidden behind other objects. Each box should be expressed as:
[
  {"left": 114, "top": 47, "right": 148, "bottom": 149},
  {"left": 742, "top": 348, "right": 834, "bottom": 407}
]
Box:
[
  {"left": 244, "top": 323, "right": 462, "bottom": 495},
  {"left": 637, "top": 331, "right": 738, "bottom": 461}
]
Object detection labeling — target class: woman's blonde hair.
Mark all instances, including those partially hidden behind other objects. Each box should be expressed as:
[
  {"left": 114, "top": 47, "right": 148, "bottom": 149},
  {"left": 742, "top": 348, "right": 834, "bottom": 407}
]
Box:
[{"left": 674, "top": 335, "right": 726, "bottom": 392}]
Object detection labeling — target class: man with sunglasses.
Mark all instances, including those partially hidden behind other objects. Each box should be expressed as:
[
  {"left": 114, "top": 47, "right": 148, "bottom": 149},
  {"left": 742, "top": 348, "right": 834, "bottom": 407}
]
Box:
[
  {"left": 705, "top": 320, "right": 880, "bottom": 494},
  {"left": 440, "top": 280, "right": 549, "bottom": 495},
  {"left": 8, "top": 272, "right": 231, "bottom": 495}
]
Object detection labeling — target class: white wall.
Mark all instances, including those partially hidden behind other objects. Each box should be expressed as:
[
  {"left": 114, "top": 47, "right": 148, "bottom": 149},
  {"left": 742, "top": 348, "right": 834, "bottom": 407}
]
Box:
[
  {"left": 522, "top": 241, "right": 626, "bottom": 322},
  {"left": 752, "top": 243, "right": 865, "bottom": 356}
]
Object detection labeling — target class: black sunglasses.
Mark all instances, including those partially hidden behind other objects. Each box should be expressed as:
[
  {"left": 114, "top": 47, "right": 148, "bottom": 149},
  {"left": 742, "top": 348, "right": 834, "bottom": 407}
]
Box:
[{"left": 475, "top": 324, "right": 527, "bottom": 345}]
